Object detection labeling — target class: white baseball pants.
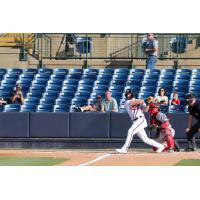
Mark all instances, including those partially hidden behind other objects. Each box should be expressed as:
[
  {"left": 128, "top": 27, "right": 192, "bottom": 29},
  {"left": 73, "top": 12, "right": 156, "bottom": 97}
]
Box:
[{"left": 122, "top": 117, "right": 164, "bottom": 150}]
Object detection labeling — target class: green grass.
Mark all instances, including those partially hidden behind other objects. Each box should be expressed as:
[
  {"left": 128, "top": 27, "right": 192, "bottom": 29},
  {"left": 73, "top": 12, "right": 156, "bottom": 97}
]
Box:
[
  {"left": 175, "top": 159, "right": 200, "bottom": 166},
  {"left": 0, "top": 157, "right": 68, "bottom": 166}
]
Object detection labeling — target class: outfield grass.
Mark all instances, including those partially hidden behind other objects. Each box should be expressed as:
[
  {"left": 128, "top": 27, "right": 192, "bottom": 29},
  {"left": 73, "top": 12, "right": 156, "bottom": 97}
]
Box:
[
  {"left": 0, "top": 157, "right": 68, "bottom": 166},
  {"left": 175, "top": 159, "right": 200, "bottom": 166}
]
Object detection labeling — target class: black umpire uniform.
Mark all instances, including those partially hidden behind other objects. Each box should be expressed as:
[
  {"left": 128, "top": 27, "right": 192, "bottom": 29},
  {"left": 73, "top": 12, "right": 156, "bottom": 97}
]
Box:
[{"left": 185, "top": 93, "right": 200, "bottom": 151}]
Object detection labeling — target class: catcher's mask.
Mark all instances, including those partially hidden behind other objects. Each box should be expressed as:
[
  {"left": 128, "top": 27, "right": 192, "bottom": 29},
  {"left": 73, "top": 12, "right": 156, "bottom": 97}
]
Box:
[
  {"left": 148, "top": 103, "right": 160, "bottom": 115},
  {"left": 186, "top": 93, "right": 195, "bottom": 105},
  {"left": 125, "top": 89, "right": 134, "bottom": 99}
]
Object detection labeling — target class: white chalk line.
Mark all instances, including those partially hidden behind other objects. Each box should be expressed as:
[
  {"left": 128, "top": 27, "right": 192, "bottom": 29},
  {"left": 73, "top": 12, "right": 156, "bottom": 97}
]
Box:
[{"left": 79, "top": 153, "right": 112, "bottom": 166}]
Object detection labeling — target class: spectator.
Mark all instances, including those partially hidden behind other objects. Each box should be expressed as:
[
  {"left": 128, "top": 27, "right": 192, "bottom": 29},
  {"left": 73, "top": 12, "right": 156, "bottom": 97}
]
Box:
[
  {"left": 8, "top": 83, "right": 25, "bottom": 105},
  {"left": 171, "top": 91, "right": 181, "bottom": 105},
  {"left": 74, "top": 95, "right": 103, "bottom": 112},
  {"left": 155, "top": 87, "right": 168, "bottom": 105},
  {"left": 143, "top": 33, "right": 158, "bottom": 69},
  {"left": 102, "top": 90, "right": 118, "bottom": 112}
]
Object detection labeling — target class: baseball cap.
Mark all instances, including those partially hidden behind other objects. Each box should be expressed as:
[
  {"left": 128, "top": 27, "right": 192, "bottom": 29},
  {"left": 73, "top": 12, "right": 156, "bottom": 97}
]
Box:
[{"left": 186, "top": 93, "right": 195, "bottom": 99}]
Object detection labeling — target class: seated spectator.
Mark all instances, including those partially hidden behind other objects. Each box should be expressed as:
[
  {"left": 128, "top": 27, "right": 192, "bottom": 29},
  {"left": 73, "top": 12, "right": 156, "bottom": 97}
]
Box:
[
  {"left": 74, "top": 95, "right": 103, "bottom": 112},
  {"left": 102, "top": 90, "right": 118, "bottom": 112},
  {"left": 8, "top": 83, "right": 25, "bottom": 105},
  {"left": 171, "top": 91, "right": 181, "bottom": 105},
  {"left": 155, "top": 87, "right": 168, "bottom": 105}
]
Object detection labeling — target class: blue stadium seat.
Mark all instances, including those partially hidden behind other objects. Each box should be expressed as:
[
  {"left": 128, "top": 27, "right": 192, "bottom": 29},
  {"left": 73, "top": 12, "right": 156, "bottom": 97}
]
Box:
[
  {"left": 53, "top": 104, "right": 70, "bottom": 112},
  {"left": 83, "top": 68, "right": 99, "bottom": 75},
  {"left": 79, "top": 79, "right": 94, "bottom": 86},
  {"left": 61, "top": 85, "right": 77, "bottom": 92},
  {"left": 109, "top": 85, "right": 124, "bottom": 92},
  {"left": 63, "top": 79, "right": 79, "bottom": 86},
  {"left": 114, "top": 68, "right": 130, "bottom": 75},
  {"left": 35, "top": 73, "right": 51, "bottom": 80},
  {"left": 38, "top": 68, "right": 53, "bottom": 75},
  {"left": 4, "top": 73, "right": 19, "bottom": 80},
  {"left": 168, "top": 105, "right": 183, "bottom": 113},
  {"left": 23, "top": 68, "right": 38, "bottom": 75},
  {"left": 36, "top": 105, "right": 53, "bottom": 112},
  {"left": 160, "top": 69, "right": 176, "bottom": 75},
  {"left": 127, "top": 74, "right": 144, "bottom": 81},
  {"left": 176, "top": 69, "right": 191, "bottom": 75},
  {"left": 175, "top": 74, "right": 191, "bottom": 81},
  {"left": 50, "top": 74, "right": 66, "bottom": 81},
  {"left": 3, "top": 104, "right": 21, "bottom": 112},
  {"left": 142, "top": 79, "right": 158, "bottom": 87},
  {"left": 145, "top": 69, "right": 160, "bottom": 75},
  {"left": 24, "top": 96, "right": 40, "bottom": 105},
  {"left": 55, "top": 97, "right": 72, "bottom": 105},
  {"left": 59, "top": 91, "right": 75, "bottom": 99},
  {"left": 26, "top": 92, "right": 43, "bottom": 99},
  {"left": 97, "top": 74, "right": 113, "bottom": 81},
  {"left": 99, "top": 68, "right": 114, "bottom": 75},
  {"left": 192, "top": 69, "right": 200, "bottom": 75},
  {"left": 7, "top": 68, "right": 23, "bottom": 75},
  {"left": 40, "top": 97, "right": 56, "bottom": 105},
  {"left": 77, "top": 85, "right": 93, "bottom": 92},
  {"left": 94, "top": 79, "right": 110, "bottom": 86},
  {"left": 119, "top": 105, "right": 126, "bottom": 113},
  {"left": 0, "top": 68, "right": 7, "bottom": 75},
  {"left": 71, "top": 97, "right": 87, "bottom": 107},
  {"left": 140, "top": 86, "right": 157, "bottom": 93},
  {"left": 126, "top": 80, "right": 142, "bottom": 87},
  {"left": 129, "top": 69, "right": 145, "bottom": 75},
  {"left": 53, "top": 68, "right": 68, "bottom": 75},
  {"left": 20, "top": 104, "right": 37, "bottom": 112}
]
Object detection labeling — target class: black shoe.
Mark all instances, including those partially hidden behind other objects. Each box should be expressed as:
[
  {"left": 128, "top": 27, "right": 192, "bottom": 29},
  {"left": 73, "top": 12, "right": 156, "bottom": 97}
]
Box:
[
  {"left": 174, "top": 146, "right": 180, "bottom": 152},
  {"left": 184, "top": 148, "right": 196, "bottom": 152},
  {"left": 73, "top": 106, "right": 82, "bottom": 112}
]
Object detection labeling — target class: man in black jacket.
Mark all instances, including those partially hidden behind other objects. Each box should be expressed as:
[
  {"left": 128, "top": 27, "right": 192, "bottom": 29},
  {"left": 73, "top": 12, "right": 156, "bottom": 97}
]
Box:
[{"left": 184, "top": 93, "right": 200, "bottom": 151}]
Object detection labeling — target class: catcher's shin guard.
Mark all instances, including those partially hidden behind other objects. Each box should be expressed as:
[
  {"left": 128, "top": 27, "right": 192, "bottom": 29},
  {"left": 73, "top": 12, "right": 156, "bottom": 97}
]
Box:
[{"left": 164, "top": 135, "right": 175, "bottom": 151}]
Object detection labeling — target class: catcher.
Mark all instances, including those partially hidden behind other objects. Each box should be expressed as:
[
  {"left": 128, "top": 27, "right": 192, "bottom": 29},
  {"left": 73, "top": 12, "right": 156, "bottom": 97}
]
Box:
[{"left": 145, "top": 97, "right": 180, "bottom": 152}]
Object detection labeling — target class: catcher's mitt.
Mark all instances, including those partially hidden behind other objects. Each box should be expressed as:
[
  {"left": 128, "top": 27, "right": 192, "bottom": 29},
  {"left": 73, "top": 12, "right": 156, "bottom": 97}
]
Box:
[
  {"left": 145, "top": 96, "right": 154, "bottom": 105},
  {"left": 147, "top": 124, "right": 161, "bottom": 131}
]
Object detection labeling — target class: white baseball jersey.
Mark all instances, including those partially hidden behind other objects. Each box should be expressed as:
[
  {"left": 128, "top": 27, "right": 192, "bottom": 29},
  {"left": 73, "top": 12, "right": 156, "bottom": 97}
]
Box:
[{"left": 124, "top": 99, "right": 145, "bottom": 121}]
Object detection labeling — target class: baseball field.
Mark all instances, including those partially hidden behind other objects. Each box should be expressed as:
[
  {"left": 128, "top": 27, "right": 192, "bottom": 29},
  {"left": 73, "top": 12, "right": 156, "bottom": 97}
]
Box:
[{"left": 0, "top": 149, "right": 199, "bottom": 166}]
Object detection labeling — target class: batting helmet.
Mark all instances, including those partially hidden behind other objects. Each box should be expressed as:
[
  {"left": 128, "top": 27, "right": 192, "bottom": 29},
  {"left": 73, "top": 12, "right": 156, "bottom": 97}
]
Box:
[
  {"left": 148, "top": 103, "right": 160, "bottom": 115},
  {"left": 125, "top": 89, "right": 134, "bottom": 99}
]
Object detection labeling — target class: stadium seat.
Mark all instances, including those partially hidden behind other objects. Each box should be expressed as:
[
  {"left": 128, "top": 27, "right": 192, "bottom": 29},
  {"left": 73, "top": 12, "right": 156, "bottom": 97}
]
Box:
[
  {"left": 99, "top": 68, "right": 114, "bottom": 75},
  {"left": 55, "top": 97, "right": 72, "bottom": 105},
  {"left": 20, "top": 104, "right": 37, "bottom": 112},
  {"left": 7, "top": 68, "right": 23, "bottom": 75},
  {"left": 53, "top": 68, "right": 68, "bottom": 75},
  {"left": 23, "top": 68, "right": 38, "bottom": 75},
  {"left": 3, "top": 104, "right": 21, "bottom": 112},
  {"left": 53, "top": 104, "right": 70, "bottom": 112},
  {"left": 129, "top": 69, "right": 145, "bottom": 75},
  {"left": 38, "top": 68, "right": 53, "bottom": 75},
  {"left": 36, "top": 105, "right": 53, "bottom": 112}
]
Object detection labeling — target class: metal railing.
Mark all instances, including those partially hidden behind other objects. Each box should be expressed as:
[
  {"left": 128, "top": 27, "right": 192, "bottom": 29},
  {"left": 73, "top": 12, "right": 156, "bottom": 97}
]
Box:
[{"left": 1, "top": 33, "right": 200, "bottom": 67}]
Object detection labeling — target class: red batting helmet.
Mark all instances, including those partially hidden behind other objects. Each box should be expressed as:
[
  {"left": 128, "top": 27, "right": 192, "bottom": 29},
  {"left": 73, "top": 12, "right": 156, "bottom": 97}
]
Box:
[{"left": 148, "top": 103, "right": 160, "bottom": 115}]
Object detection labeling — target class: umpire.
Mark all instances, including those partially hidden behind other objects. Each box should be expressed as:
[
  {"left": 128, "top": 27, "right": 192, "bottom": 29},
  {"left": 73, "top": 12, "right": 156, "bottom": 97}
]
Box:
[{"left": 185, "top": 93, "right": 200, "bottom": 151}]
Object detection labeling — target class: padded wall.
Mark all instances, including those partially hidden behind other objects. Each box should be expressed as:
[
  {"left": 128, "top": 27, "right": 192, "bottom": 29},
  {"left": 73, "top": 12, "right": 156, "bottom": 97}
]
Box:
[
  {"left": 0, "top": 113, "right": 29, "bottom": 137},
  {"left": 30, "top": 113, "right": 69, "bottom": 138},
  {"left": 69, "top": 112, "right": 110, "bottom": 138}
]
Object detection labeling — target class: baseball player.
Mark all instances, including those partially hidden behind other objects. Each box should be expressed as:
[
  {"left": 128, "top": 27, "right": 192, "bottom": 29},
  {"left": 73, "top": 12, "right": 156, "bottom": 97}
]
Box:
[
  {"left": 147, "top": 103, "right": 180, "bottom": 152},
  {"left": 116, "top": 89, "right": 165, "bottom": 154}
]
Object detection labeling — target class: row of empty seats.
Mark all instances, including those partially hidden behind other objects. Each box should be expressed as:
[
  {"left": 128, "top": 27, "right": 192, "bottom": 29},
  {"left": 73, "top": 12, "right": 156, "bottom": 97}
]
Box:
[{"left": 0, "top": 67, "right": 199, "bottom": 112}]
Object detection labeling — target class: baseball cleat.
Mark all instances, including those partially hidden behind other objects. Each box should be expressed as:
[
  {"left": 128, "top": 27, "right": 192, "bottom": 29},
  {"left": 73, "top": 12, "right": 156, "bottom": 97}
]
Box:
[
  {"left": 155, "top": 145, "right": 165, "bottom": 153},
  {"left": 116, "top": 148, "right": 127, "bottom": 154}
]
